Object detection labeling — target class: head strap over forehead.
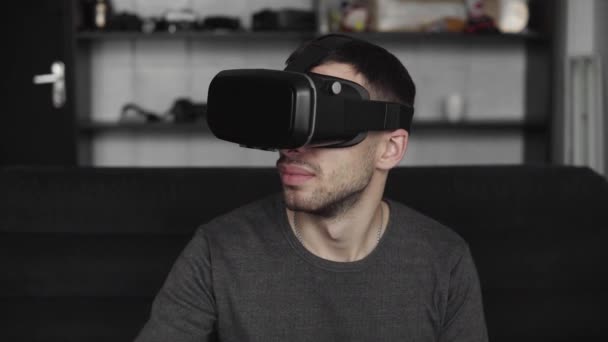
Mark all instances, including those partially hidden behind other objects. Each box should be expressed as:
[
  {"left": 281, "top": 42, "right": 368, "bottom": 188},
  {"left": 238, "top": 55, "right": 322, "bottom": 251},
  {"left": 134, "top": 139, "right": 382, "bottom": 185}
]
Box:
[{"left": 284, "top": 34, "right": 356, "bottom": 72}]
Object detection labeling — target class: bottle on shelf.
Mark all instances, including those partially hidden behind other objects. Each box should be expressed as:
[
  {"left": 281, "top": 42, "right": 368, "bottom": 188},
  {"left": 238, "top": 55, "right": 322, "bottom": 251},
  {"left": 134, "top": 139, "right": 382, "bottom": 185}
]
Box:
[{"left": 95, "top": 0, "right": 111, "bottom": 29}]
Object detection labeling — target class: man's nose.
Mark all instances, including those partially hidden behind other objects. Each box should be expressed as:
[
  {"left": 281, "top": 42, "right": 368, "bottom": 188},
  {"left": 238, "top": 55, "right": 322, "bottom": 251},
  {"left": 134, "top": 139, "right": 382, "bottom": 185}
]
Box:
[{"left": 279, "top": 146, "right": 309, "bottom": 157}]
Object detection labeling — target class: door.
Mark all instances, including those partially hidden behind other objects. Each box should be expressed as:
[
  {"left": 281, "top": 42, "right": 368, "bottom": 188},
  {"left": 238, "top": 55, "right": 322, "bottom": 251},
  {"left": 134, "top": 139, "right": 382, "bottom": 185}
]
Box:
[
  {"left": 1, "top": 0, "right": 76, "bottom": 165},
  {"left": 557, "top": 0, "right": 606, "bottom": 176}
]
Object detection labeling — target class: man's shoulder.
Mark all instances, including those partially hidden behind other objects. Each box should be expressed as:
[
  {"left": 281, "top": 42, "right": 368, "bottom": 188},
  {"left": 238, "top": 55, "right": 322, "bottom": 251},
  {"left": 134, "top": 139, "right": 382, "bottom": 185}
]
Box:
[
  {"left": 195, "top": 193, "right": 281, "bottom": 239},
  {"left": 387, "top": 199, "right": 469, "bottom": 259}
]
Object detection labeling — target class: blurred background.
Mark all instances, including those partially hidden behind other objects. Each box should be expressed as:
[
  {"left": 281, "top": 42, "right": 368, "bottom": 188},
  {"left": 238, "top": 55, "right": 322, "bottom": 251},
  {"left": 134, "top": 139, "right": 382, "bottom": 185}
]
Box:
[{"left": 2, "top": 0, "right": 606, "bottom": 177}]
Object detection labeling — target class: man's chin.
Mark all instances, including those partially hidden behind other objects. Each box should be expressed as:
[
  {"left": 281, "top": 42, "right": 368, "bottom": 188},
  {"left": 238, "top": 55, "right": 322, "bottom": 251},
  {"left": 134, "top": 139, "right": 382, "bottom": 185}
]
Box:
[
  {"left": 282, "top": 191, "right": 337, "bottom": 217},
  {"left": 282, "top": 186, "right": 365, "bottom": 218},
  {"left": 282, "top": 189, "right": 313, "bottom": 212}
]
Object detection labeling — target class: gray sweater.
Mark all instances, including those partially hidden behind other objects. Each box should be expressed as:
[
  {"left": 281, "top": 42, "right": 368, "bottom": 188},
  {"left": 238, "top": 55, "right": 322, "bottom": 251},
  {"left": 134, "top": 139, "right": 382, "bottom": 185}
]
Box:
[{"left": 135, "top": 194, "right": 488, "bottom": 342}]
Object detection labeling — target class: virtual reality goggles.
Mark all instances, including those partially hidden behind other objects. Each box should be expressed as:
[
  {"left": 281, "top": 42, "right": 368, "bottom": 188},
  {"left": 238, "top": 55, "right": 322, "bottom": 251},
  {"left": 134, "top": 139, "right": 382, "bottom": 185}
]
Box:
[{"left": 206, "top": 35, "right": 414, "bottom": 150}]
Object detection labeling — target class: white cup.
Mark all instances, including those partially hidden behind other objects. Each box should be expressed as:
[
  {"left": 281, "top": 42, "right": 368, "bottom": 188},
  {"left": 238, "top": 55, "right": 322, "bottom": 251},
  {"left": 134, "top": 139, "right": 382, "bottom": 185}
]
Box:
[{"left": 443, "top": 93, "right": 466, "bottom": 122}]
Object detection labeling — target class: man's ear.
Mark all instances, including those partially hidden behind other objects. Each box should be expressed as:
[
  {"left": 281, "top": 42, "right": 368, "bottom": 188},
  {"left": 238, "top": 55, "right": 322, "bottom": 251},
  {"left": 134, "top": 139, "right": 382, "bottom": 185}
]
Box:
[{"left": 376, "top": 129, "right": 408, "bottom": 170}]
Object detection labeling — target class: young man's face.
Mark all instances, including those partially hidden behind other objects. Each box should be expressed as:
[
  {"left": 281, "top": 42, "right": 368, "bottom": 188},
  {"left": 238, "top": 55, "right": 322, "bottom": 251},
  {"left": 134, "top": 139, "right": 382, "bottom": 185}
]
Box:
[{"left": 276, "top": 62, "right": 381, "bottom": 216}]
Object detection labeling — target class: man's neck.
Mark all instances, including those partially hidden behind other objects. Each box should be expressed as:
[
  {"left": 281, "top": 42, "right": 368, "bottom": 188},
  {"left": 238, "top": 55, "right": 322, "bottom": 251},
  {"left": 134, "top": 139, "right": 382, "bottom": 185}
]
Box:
[{"left": 288, "top": 190, "right": 387, "bottom": 262}]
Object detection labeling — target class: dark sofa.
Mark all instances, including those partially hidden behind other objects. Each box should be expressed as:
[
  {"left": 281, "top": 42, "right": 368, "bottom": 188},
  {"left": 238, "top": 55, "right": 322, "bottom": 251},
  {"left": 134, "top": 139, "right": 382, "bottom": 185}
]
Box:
[{"left": 1, "top": 166, "right": 607, "bottom": 341}]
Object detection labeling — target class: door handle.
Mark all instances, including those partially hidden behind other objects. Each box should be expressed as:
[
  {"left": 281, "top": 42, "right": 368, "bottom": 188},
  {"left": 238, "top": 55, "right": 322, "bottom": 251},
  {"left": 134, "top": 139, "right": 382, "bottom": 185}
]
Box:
[{"left": 33, "top": 61, "right": 66, "bottom": 109}]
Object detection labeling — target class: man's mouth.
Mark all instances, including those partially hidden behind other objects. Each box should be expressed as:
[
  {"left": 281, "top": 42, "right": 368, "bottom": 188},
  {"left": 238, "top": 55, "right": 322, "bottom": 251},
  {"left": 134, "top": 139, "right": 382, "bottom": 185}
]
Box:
[{"left": 277, "top": 163, "right": 315, "bottom": 186}]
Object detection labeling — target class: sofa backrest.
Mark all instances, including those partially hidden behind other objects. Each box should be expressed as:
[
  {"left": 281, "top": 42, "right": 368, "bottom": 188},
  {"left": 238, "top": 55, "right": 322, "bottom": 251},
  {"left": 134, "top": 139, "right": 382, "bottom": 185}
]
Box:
[{"left": 1, "top": 166, "right": 607, "bottom": 341}]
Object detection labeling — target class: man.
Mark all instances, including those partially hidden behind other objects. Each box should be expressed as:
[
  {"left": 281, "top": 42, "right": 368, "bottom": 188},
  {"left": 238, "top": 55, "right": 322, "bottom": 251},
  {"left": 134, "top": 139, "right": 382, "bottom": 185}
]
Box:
[{"left": 135, "top": 34, "right": 488, "bottom": 341}]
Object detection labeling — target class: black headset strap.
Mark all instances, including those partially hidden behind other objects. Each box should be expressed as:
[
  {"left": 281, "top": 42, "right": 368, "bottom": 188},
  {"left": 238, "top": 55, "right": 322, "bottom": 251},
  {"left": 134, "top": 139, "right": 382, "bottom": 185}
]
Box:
[
  {"left": 317, "top": 101, "right": 413, "bottom": 149},
  {"left": 344, "top": 100, "right": 414, "bottom": 133},
  {"left": 284, "top": 34, "right": 357, "bottom": 72}
]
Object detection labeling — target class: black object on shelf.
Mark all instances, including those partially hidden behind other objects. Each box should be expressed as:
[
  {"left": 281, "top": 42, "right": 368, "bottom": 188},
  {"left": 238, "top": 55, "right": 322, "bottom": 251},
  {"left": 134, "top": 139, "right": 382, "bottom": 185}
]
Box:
[
  {"left": 252, "top": 9, "right": 316, "bottom": 31},
  {"left": 198, "top": 16, "right": 242, "bottom": 31},
  {"left": 119, "top": 99, "right": 206, "bottom": 124},
  {"left": 169, "top": 98, "right": 207, "bottom": 123},
  {"left": 120, "top": 103, "right": 162, "bottom": 122},
  {"left": 107, "top": 12, "right": 143, "bottom": 31}
]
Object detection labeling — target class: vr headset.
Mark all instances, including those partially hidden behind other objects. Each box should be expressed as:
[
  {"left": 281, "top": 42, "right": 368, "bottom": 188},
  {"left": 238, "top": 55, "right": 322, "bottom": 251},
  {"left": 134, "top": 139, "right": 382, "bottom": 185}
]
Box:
[{"left": 206, "top": 34, "right": 414, "bottom": 150}]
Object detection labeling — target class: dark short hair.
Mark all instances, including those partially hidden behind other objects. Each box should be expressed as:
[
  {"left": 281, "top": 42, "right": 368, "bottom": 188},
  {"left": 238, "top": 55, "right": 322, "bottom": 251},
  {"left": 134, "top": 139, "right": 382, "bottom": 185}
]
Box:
[{"left": 286, "top": 35, "right": 416, "bottom": 107}]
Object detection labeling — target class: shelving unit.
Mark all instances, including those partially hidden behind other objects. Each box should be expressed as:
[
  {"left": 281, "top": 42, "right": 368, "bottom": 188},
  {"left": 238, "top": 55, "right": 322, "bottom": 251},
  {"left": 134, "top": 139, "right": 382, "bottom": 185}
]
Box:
[
  {"left": 73, "top": 0, "right": 556, "bottom": 165},
  {"left": 75, "top": 30, "right": 550, "bottom": 128}
]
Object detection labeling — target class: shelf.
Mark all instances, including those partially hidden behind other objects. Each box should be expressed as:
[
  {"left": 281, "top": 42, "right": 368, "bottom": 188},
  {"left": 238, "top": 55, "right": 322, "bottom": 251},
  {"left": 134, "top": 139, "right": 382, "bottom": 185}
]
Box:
[
  {"left": 340, "top": 31, "right": 546, "bottom": 43},
  {"left": 413, "top": 120, "right": 547, "bottom": 133},
  {"left": 78, "top": 120, "right": 546, "bottom": 135},
  {"left": 76, "top": 30, "right": 546, "bottom": 43},
  {"left": 78, "top": 121, "right": 210, "bottom": 134},
  {"left": 76, "top": 30, "right": 316, "bottom": 41}
]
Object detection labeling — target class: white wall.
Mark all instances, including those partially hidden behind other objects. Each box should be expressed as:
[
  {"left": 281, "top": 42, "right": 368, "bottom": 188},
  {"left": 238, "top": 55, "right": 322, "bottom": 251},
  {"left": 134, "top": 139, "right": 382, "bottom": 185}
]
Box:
[
  {"left": 596, "top": 0, "right": 608, "bottom": 176},
  {"left": 87, "top": 0, "right": 528, "bottom": 166},
  {"left": 565, "top": 0, "right": 595, "bottom": 55}
]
